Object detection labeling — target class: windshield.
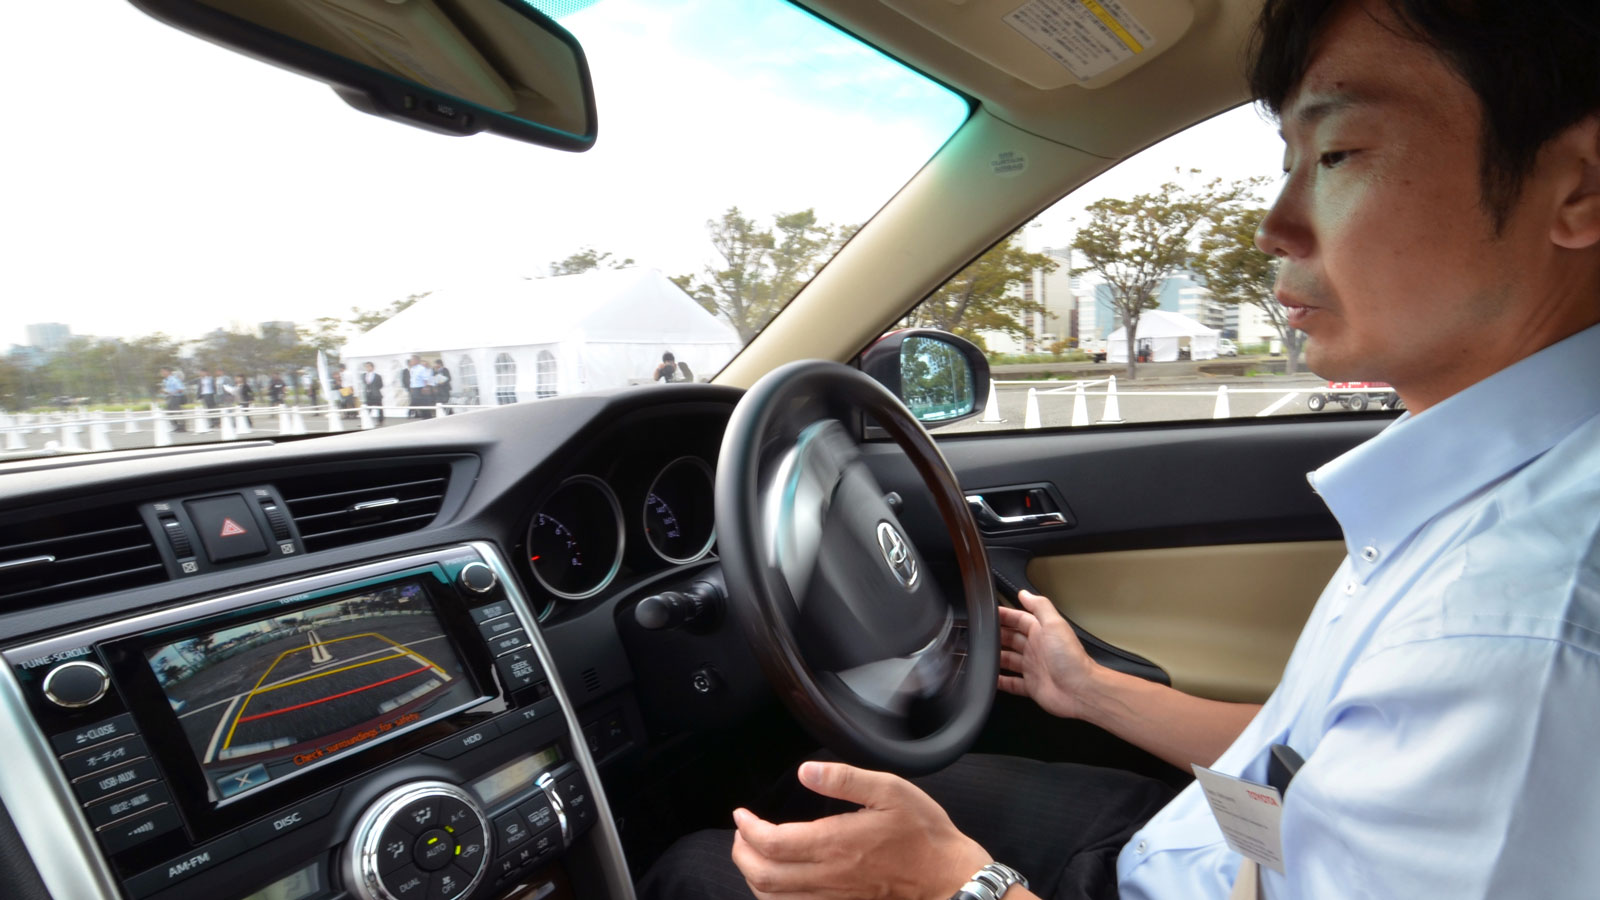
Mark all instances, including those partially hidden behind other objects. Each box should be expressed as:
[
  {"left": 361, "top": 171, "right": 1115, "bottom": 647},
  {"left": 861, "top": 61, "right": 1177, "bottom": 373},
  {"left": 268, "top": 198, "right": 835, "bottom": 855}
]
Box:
[{"left": 1, "top": 0, "right": 967, "bottom": 460}]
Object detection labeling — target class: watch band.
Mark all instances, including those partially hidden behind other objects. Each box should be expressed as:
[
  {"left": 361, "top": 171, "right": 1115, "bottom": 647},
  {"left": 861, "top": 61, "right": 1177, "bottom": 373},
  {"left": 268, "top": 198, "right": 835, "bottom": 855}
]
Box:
[{"left": 950, "top": 862, "right": 1028, "bottom": 900}]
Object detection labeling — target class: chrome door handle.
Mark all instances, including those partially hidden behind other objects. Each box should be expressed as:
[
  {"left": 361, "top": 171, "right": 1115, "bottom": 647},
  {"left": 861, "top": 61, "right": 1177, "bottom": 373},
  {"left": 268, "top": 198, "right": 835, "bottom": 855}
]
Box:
[{"left": 965, "top": 495, "right": 1067, "bottom": 531}]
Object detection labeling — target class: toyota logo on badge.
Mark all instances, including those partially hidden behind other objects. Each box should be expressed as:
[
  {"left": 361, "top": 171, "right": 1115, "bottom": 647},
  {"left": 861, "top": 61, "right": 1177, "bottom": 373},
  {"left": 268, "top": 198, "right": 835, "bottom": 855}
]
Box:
[{"left": 875, "top": 521, "right": 919, "bottom": 589}]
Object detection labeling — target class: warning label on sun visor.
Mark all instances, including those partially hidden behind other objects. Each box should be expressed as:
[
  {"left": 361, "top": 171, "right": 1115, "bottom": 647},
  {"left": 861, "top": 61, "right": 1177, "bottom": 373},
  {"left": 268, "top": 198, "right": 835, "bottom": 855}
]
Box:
[{"left": 1004, "top": 0, "right": 1156, "bottom": 82}]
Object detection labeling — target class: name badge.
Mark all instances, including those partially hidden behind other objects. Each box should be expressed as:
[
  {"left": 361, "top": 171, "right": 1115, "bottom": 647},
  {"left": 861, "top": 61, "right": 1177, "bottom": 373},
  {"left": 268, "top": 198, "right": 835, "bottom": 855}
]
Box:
[{"left": 1191, "top": 765, "right": 1286, "bottom": 874}]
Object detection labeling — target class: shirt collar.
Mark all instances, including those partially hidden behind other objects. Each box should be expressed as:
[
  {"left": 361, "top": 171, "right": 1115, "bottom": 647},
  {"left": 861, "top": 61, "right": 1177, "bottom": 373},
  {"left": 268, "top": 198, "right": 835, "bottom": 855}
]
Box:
[{"left": 1309, "top": 322, "right": 1600, "bottom": 581}]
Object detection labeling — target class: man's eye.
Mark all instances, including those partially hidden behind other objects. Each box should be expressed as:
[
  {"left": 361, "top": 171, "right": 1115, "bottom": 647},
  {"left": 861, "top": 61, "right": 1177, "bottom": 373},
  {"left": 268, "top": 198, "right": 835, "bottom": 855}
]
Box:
[{"left": 1318, "top": 150, "right": 1352, "bottom": 168}]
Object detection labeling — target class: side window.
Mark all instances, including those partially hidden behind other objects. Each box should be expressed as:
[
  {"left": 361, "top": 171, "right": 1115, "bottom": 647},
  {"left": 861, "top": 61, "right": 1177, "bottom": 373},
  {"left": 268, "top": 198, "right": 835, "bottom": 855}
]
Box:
[
  {"left": 494, "top": 353, "right": 518, "bottom": 405},
  {"left": 904, "top": 107, "right": 1389, "bottom": 432}
]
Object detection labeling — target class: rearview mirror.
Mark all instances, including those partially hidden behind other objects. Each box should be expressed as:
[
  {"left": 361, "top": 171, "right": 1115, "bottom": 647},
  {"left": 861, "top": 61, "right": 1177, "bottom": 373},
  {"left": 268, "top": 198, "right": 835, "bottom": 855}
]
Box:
[
  {"left": 129, "top": 0, "right": 597, "bottom": 151},
  {"left": 861, "top": 330, "right": 991, "bottom": 427}
]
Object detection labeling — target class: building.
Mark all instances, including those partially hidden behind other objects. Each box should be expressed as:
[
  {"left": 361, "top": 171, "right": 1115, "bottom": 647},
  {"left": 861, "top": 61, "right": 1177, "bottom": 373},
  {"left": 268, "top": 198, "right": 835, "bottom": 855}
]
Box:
[{"left": 25, "top": 323, "right": 71, "bottom": 352}]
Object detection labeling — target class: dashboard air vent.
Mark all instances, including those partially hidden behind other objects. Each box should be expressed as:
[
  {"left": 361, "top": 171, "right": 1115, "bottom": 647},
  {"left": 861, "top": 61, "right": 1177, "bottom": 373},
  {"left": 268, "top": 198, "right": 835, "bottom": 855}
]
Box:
[
  {"left": 0, "top": 508, "right": 165, "bottom": 609},
  {"left": 278, "top": 463, "right": 451, "bottom": 552}
]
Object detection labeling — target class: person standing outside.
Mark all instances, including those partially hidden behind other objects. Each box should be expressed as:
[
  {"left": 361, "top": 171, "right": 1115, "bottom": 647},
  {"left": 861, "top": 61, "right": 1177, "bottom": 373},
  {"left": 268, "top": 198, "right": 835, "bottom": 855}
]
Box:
[
  {"left": 431, "top": 359, "right": 452, "bottom": 415},
  {"left": 361, "top": 361, "right": 385, "bottom": 424},
  {"left": 195, "top": 369, "right": 216, "bottom": 428},
  {"left": 653, "top": 351, "right": 678, "bottom": 382},
  {"left": 159, "top": 366, "right": 186, "bottom": 432},
  {"left": 233, "top": 373, "right": 254, "bottom": 426},
  {"left": 407, "top": 354, "right": 434, "bottom": 418}
]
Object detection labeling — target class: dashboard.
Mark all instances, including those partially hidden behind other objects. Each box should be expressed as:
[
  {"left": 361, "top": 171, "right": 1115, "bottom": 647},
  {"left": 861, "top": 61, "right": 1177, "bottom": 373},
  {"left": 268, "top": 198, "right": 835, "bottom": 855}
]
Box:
[{"left": 0, "top": 384, "right": 754, "bottom": 900}]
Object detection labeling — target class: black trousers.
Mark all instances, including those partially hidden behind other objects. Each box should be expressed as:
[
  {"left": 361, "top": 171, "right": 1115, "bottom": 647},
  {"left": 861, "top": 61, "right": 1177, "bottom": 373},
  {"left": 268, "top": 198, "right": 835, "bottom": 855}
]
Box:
[{"left": 636, "top": 754, "right": 1176, "bottom": 900}]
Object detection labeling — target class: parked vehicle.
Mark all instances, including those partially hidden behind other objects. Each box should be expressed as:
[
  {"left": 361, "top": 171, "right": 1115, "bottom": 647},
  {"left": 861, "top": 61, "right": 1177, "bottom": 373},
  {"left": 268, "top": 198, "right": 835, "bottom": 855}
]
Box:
[{"left": 1307, "top": 381, "right": 1402, "bottom": 412}]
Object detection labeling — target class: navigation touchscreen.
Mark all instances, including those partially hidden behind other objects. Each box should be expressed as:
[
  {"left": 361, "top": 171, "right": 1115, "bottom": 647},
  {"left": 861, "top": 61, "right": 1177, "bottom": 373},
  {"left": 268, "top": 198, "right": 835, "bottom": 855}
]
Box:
[{"left": 144, "top": 580, "right": 478, "bottom": 802}]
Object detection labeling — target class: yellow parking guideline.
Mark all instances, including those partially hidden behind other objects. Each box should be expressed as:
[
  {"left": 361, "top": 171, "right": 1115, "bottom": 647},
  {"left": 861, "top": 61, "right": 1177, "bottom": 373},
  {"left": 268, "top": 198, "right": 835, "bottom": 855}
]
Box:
[
  {"left": 249, "top": 651, "right": 406, "bottom": 697},
  {"left": 221, "top": 631, "right": 390, "bottom": 750},
  {"left": 1080, "top": 0, "right": 1143, "bottom": 53}
]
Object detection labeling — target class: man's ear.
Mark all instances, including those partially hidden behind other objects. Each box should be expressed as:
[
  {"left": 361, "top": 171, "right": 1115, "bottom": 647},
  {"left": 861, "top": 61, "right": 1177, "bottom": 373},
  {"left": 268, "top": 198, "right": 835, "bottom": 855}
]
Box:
[{"left": 1551, "top": 114, "right": 1600, "bottom": 250}]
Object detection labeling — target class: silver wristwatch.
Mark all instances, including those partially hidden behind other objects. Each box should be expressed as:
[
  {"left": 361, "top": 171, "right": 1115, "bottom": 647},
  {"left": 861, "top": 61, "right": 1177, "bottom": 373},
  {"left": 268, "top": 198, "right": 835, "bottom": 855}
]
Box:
[{"left": 950, "top": 861, "right": 1028, "bottom": 900}]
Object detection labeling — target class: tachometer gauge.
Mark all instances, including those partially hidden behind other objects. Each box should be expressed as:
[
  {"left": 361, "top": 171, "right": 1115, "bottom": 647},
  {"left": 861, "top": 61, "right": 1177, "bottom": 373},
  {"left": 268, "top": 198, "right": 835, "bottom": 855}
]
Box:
[
  {"left": 526, "top": 475, "right": 624, "bottom": 600},
  {"left": 643, "top": 456, "right": 716, "bottom": 564}
]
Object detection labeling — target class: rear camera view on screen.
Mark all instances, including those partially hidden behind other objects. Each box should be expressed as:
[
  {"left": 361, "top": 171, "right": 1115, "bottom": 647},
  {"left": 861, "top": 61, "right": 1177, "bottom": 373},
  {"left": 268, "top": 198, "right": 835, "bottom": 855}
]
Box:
[{"left": 146, "top": 580, "right": 477, "bottom": 802}]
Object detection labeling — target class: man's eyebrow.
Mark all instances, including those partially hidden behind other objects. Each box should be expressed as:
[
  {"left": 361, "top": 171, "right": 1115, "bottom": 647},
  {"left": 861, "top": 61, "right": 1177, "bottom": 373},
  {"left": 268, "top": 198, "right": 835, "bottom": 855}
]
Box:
[{"left": 1278, "top": 88, "right": 1390, "bottom": 135}]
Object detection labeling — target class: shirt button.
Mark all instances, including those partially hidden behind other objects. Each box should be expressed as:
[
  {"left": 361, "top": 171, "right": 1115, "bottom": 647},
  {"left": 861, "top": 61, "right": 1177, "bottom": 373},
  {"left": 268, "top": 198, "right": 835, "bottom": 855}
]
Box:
[
  {"left": 1361, "top": 545, "right": 1380, "bottom": 562},
  {"left": 1344, "top": 581, "right": 1357, "bottom": 595},
  {"left": 1136, "top": 840, "right": 1148, "bottom": 854}
]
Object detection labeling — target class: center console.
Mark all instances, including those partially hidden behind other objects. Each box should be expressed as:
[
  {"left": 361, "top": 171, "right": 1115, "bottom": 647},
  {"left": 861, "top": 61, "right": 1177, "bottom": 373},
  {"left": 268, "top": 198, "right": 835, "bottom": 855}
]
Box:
[{"left": 0, "top": 544, "right": 630, "bottom": 900}]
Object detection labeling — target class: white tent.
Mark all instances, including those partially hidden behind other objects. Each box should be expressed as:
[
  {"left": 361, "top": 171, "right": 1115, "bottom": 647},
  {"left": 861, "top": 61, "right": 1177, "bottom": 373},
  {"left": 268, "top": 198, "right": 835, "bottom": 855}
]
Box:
[
  {"left": 1106, "top": 310, "right": 1220, "bottom": 363},
  {"left": 339, "top": 268, "right": 743, "bottom": 407}
]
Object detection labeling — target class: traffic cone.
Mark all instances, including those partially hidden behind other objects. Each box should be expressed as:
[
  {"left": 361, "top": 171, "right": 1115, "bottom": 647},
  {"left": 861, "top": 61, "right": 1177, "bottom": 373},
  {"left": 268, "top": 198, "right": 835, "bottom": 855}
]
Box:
[
  {"left": 152, "top": 404, "right": 173, "bottom": 447},
  {"left": 235, "top": 407, "right": 252, "bottom": 435},
  {"left": 61, "top": 424, "right": 85, "bottom": 452},
  {"left": 1024, "top": 388, "right": 1042, "bottom": 429},
  {"left": 1071, "top": 384, "right": 1089, "bottom": 427},
  {"left": 124, "top": 408, "right": 139, "bottom": 433},
  {"left": 277, "top": 406, "right": 290, "bottom": 433},
  {"left": 220, "top": 410, "right": 237, "bottom": 440},
  {"left": 3, "top": 415, "right": 24, "bottom": 451},
  {"left": 1100, "top": 376, "right": 1123, "bottom": 423},
  {"left": 326, "top": 408, "right": 343, "bottom": 432},
  {"left": 981, "top": 380, "right": 1003, "bottom": 423},
  {"left": 290, "top": 408, "right": 308, "bottom": 435},
  {"left": 359, "top": 405, "right": 374, "bottom": 430},
  {"left": 1213, "top": 385, "right": 1230, "bottom": 419},
  {"left": 90, "top": 422, "right": 112, "bottom": 451},
  {"left": 194, "top": 409, "right": 212, "bottom": 434}
]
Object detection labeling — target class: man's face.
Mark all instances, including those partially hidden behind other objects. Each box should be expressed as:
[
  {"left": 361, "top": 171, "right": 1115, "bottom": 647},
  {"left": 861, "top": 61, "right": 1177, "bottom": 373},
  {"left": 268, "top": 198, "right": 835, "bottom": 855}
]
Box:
[{"left": 1256, "top": 0, "right": 1558, "bottom": 402}]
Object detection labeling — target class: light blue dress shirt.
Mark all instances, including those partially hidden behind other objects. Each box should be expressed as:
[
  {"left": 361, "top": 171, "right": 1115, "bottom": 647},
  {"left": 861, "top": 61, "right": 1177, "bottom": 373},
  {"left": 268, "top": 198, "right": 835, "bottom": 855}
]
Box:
[{"left": 1119, "top": 322, "right": 1600, "bottom": 899}]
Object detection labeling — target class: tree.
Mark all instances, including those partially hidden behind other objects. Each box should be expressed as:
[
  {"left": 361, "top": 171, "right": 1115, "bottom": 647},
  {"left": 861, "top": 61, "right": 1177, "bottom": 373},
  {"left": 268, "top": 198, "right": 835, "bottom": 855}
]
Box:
[
  {"left": 295, "top": 316, "right": 346, "bottom": 362},
  {"left": 901, "top": 231, "right": 1057, "bottom": 346},
  {"left": 548, "top": 247, "right": 635, "bottom": 276},
  {"left": 674, "top": 207, "right": 853, "bottom": 343},
  {"left": 1071, "top": 177, "right": 1246, "bottom": 379},
  {"left": 1194, "top": 201, "right": 1303, "bottom": 374}
]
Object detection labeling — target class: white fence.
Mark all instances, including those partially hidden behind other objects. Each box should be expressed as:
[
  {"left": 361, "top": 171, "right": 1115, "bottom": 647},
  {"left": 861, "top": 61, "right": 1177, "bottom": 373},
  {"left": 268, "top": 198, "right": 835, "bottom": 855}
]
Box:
[
  {"left": 983, "top": 378, "right": 1399, "bottom": 429},
  {"left": 0, "top": 400, "right": 501, "bottom": 455}
]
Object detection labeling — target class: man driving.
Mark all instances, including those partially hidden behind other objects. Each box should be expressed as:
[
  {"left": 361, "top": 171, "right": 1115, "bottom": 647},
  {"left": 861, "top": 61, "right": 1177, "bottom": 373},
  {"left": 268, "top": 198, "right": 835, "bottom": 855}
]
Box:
[{"left": 641, "top": 0, "right": 1600, "bottom": 897}]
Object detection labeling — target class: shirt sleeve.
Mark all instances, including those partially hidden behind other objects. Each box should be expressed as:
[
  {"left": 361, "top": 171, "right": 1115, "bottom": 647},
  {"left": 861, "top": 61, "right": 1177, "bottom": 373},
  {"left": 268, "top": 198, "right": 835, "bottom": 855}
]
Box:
[{"left": 1272, "top": 635, "right": 1600, "bottom": 899}]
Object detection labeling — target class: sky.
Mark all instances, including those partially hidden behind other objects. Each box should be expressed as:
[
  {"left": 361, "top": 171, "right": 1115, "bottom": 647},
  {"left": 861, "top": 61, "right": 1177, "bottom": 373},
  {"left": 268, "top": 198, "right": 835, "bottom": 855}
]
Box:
[{"left": 2, "top": 0, "right": 1285, "bottom": 351}]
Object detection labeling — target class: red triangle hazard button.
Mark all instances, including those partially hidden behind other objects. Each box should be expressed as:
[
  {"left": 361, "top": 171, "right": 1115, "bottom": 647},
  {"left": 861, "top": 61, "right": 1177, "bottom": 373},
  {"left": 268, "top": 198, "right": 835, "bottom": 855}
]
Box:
[{"left": 219, "top": 517, "right": 248, "bottom": 537}]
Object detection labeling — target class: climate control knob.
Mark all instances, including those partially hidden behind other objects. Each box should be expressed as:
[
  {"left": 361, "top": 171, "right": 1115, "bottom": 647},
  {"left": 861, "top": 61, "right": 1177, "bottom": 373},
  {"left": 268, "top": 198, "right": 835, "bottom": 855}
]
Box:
[{"left": 345, "top": 781, "right": 489, "bottom": 900}]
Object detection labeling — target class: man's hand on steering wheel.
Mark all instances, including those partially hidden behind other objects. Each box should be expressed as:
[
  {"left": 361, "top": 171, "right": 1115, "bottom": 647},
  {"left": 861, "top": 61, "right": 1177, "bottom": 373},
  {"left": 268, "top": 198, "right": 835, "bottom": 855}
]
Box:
[
  {"left": 730, "top": 761, "right": 992, "bottom": 900},
  {"left": 997, "top": 589, "right": 1099, "bottom": 721}
]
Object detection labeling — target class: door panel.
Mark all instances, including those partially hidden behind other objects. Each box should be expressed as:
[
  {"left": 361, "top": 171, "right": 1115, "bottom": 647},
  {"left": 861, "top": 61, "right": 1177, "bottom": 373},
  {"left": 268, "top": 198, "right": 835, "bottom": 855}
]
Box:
[
  {"left": 862, "top": 416, "right": 1384, "bottom": 709},
  {"left": 1028, "top": 541, "right": 1345, "bottom": 702}
]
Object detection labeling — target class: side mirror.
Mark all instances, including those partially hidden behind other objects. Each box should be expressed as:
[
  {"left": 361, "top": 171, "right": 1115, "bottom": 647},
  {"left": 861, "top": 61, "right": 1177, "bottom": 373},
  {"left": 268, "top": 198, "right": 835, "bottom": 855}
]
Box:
[
  {"left": 128, "top": 0, "right": 597, "bottom": 151},
  {"left": 861, "top": 329, "right": 991, "bottom": 427}
]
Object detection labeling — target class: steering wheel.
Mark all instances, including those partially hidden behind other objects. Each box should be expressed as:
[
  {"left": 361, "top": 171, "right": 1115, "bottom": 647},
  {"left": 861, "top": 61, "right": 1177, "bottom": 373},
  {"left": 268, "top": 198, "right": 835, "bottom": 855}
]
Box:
[{"left": 714, "top": 359, "right": 997, "bottom": 775}]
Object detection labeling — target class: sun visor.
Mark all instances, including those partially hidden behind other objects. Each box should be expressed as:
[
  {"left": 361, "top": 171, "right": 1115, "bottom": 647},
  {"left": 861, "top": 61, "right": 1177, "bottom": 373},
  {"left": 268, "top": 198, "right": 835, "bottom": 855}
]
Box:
[{"left": 879, "top": 0, "right": 1194, "bottom": 90}]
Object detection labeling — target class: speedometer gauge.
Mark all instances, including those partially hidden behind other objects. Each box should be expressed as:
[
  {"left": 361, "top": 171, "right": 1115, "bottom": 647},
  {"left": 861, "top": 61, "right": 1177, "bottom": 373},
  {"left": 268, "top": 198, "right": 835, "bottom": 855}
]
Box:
[
  {"left": 643, "top": 456, "right": 716, "bottom": 563},
  {"left": 526, "top": 475, "right": 624, "bottom": 600}
]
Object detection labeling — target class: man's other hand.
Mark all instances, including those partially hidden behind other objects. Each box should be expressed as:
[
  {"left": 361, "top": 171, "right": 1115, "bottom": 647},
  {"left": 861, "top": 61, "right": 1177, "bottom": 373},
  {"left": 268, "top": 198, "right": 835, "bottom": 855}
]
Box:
[
  {"left": 730, "top": 761, "right": 990, "bottom": 900},
  {"left": 997, "top": 589, "right": 1098, "bottom": 719}
]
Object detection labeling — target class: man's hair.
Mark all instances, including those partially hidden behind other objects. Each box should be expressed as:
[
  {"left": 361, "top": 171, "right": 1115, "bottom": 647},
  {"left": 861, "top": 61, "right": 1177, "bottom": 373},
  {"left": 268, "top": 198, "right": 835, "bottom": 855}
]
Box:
[
  {"left": 662, "top": 351, "right": 675, "bottom": 362},
  {"left": 1249, "top": 0, "right": 1600, "bottom": 231}
]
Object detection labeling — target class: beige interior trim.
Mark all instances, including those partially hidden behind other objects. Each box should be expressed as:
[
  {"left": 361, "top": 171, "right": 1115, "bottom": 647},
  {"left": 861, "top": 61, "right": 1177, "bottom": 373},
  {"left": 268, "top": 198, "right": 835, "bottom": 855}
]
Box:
[{"left": 1027, "top": 541, "right": 1345, "bottom": 702}]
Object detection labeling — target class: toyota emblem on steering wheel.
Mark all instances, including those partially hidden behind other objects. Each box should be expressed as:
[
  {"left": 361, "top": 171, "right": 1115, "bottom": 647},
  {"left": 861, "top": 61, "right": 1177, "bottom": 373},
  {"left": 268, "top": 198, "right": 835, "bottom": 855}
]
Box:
[{"left": 876, "top": 520, "right": 919, "bottom": 589}]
